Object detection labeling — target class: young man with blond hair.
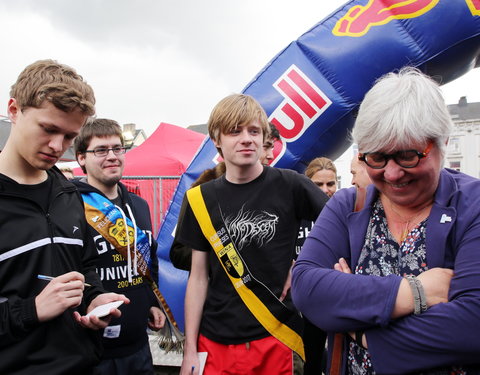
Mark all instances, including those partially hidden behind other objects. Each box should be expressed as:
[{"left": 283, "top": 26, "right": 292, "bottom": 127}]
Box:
[
  {"left": 177, "top": 94, "right": 327, "bottom": 375},
  {"left": 0, "top": 60, "right": 127, "bottom": 375}
]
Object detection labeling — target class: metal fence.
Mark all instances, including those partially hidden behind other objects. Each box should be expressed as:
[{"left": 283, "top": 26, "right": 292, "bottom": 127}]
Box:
[{"left": 121, "top": 176, "right": 181, "bottom": 236}]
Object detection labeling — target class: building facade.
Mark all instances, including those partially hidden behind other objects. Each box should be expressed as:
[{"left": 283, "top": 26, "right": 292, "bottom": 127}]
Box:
[{"left": 445, "top": 97, "right": 480, "bottom": 177}]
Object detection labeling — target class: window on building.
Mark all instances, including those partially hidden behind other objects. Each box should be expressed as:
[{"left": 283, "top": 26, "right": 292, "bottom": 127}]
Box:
[
  {"left": 448, "top": 137, "right": 461, "bottom": 154},
  {"left": 449, "top": 160, "right": 461, "bottom": 171}
]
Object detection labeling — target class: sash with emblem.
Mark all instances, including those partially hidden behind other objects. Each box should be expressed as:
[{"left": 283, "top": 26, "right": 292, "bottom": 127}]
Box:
[
  {"left": 81, "top": 191, "right": 184, "bottom": 352},
  {"left": 186, "top": 184, "right": 305, "bottom": 360}
]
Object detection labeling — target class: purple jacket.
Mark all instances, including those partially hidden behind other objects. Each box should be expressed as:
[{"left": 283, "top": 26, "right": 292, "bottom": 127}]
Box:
[{"left": 292, "top": 169, "right": 480, "bottom": 374}]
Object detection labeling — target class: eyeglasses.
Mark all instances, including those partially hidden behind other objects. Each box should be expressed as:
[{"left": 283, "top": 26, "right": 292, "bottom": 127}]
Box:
[
  {"left": 358, "top": 142, "right": 433, "bottom": 169},
  {"left": 84, "top": 146, "right": 127, "bottom": 157}
]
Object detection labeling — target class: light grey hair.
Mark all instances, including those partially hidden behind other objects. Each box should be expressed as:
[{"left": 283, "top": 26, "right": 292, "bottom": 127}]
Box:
[{"left": 352, "top": 67, "right": 452, "bottom": 157}]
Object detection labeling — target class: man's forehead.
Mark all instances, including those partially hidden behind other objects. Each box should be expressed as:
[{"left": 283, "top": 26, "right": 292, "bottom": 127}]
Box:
[
  {"left": 89, "top": 135, "right": 122, "bottom": 146},
  {"left": 31, "top": 101, "right": 88, "bottom": 133}
]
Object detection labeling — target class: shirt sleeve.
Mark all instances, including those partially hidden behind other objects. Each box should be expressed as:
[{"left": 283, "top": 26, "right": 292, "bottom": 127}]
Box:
[
  {"left": 169, "top": 197, "right": 193, "bottom": 271},
  {"left": 0, "top": 295, "right": 39, "bottom": 348},
  {"left": 177, "top": 194, "right": 211, "bottom": 252}
]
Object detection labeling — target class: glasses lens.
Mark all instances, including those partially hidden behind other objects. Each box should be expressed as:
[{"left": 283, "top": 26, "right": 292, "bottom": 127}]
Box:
[
  {"left": 112, "top": 147, "right": 125, "bottom": 155},
  {"left": 365, "top": 153, "right": 386, "bottom": 168},
  {"left": 94, "top": 148, "right": 108, "bottom": 157},
  {"left": 395, "top": 151, "right": 419, "bottom": 168},
  {"left": 92, "top": 147, "right": 125, "bottom": 156}
]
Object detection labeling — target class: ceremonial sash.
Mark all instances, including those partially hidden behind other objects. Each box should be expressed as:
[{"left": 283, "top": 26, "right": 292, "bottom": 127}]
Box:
[
  {"left": 186, "top": 184, "right": 305, "bottom": 360},
  {"left": 82, "top": 192, "right": 184, "bottom": 349}
]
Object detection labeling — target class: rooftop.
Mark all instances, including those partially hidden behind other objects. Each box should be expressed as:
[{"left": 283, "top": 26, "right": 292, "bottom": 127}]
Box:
[{"left": 447, "top": 96, "right": 480, "bottom": 122}]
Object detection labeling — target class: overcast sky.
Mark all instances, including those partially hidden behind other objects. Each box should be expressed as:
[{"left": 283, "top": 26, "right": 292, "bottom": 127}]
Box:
[{"left": 1, "top": 0, "right": 479, "bottom": 136}]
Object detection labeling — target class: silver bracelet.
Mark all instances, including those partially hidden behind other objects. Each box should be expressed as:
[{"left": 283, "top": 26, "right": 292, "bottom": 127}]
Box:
[
  {"left": 414, "top": 277, "right": 428, "bottom": 313},
  {"left": 405, "top": 275, "right": 422, "bottom": 315}
]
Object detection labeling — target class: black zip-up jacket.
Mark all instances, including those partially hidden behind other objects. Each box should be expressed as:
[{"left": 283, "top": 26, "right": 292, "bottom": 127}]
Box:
[
  {"left": 0, "top": 167, "right": 105, "bottom": 375},
  {"left": 73, "top": 179, "right": 158, "bottom": 358}
]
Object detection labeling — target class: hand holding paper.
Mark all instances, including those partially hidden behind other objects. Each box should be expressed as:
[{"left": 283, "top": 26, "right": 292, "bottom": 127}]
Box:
[
  {"left": 86, "top": 300, "right": 124, "bottom": 318},
  {"left": 73, "top": 292, "right": 129, "bottom": 330}
]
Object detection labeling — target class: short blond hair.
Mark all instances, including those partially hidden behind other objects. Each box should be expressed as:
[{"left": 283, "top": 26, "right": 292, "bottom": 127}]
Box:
[{"left": 207, "top": 94, "right": 270, "bottom": 145}]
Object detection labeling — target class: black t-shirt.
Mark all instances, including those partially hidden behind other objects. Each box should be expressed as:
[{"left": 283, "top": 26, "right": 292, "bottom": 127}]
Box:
[
  {"left": 0, "top": 173, "right": 52, "bottom": 212},
  {"left": 295, "top": 219, "right": 314, "bottom": 258},
  {"left": 178, "top": 166, "right": 327, "bottom": 344}
]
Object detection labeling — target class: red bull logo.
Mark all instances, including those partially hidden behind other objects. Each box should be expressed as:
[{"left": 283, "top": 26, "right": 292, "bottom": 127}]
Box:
[
  {"left": 333, "top": 0, "right": 439, "bottom": 37},
  {"left": 466, "top": 0, "right": 480, "bottom": 15},
  {"left": 267, "top": 64, "right": 331, "bottom": 165},
  {"left": 269, "top": 65, "right": 331, "bottom": 142}
]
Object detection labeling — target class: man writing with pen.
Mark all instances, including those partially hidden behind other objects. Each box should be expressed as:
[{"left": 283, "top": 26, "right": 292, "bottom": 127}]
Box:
[
  {"left": 0, "top": 60, "right": 128, "bottom": 375},
  {"left": 38, "top": 274, "right": 93, "bottom": 287}
]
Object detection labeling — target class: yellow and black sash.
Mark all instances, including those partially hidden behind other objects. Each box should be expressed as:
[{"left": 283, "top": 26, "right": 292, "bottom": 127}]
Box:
[{"left": 187, "top": 184, "right": 305, "bottom": 360}]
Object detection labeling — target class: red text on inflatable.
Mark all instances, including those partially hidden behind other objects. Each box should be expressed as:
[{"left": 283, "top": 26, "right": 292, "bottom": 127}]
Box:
[
  {"left": 269, "top": 65, "right": 331, "bottom": 143},
  {"left": 333, "top": 0, "right": 439, "bottom": 37}
]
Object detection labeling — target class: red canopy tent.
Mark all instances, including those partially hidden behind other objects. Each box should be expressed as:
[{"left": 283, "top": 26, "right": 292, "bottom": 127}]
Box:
[
  {"left": 122, "top": 122, "right": 206, "bottom": 177},
  {"left": 74, "top": 122, "right": 206, "bottom": 234}
]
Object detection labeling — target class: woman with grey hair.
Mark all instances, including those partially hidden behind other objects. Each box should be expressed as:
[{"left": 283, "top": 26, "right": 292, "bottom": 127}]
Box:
[{"left": 291, "top": 67, "right": 480, "bottom": 374}]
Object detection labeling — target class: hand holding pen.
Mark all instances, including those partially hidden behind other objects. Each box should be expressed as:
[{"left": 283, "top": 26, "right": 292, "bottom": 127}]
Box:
[
  {"left": 35, "top": 271, "right": 88, "bottom": 322},
  {"left": 38, "top": 274, "right": 92, "bottom": 287}
]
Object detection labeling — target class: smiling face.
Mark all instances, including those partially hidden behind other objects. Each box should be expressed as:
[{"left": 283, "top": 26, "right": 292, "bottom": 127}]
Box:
[
  {"left": 77, "top": 135, "right": 125, "bottom": 191},
  {"left": 366, "top": 141, "right": 442, "bottom": 209},
  {"left": 7, "top": 99, "right": 87, "bottom": 179},
  {"left": 214, "top": 120, "right": 264, "bottom": 171}
]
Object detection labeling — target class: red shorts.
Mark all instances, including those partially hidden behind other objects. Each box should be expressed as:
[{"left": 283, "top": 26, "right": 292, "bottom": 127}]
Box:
[{"left": 198, "top": 334, "right": 293, "bottom": 375}]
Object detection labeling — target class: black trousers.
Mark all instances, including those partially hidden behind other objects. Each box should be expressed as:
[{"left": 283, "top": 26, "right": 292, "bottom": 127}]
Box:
[
  {"left": 93, "top": 342, "right": 154, "bottom": 375},
  {"left": 303, "top": 318, "right": 328, "bottom": 375}
]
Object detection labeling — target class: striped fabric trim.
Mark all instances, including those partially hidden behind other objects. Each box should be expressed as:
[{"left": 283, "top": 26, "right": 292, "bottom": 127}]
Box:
[
  {"left": 0, "top": 237, "right": 84, "bottom": 262},
  {"left": 53, "top": 237, "right": 84, "bottom": 246}
]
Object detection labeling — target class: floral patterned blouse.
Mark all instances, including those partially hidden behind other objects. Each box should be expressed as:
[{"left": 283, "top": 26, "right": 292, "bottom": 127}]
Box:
[{"left": 348, "top": 199, "right": 466, "bottom": 375}]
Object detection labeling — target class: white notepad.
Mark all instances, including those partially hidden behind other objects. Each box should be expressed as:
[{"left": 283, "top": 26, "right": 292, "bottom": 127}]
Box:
[
  {"left": 86, "top": 300, "right": 124, "bottom": 318},
  {"left": 197, "top": 352, "right": 208, "bottom": 374}
]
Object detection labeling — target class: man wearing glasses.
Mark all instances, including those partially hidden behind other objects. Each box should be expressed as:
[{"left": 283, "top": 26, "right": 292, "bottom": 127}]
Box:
[{"left": 74, "top": 118, "right": 165, "bottom": 375}]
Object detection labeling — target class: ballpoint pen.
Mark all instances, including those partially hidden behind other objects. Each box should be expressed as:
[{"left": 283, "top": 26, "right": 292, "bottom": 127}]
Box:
[
  {"left": 37, "top": 274, "right": 92, "bottom": 287},
  {"left": 191, "top": 365, "right": 195, "bottom": 374}
]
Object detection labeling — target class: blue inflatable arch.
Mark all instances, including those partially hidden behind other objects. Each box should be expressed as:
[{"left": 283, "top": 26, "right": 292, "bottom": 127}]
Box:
[{"left": 158, "top": 0, "right": 480, "bottom": 332}]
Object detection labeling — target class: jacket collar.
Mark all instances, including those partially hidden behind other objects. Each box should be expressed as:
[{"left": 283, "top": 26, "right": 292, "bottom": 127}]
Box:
[
  {"left": 426, "top": 169, "right": 457, "bottom": 267},
  {"left": 0, "top": 166, "right": 76, "bottom": 195}
]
